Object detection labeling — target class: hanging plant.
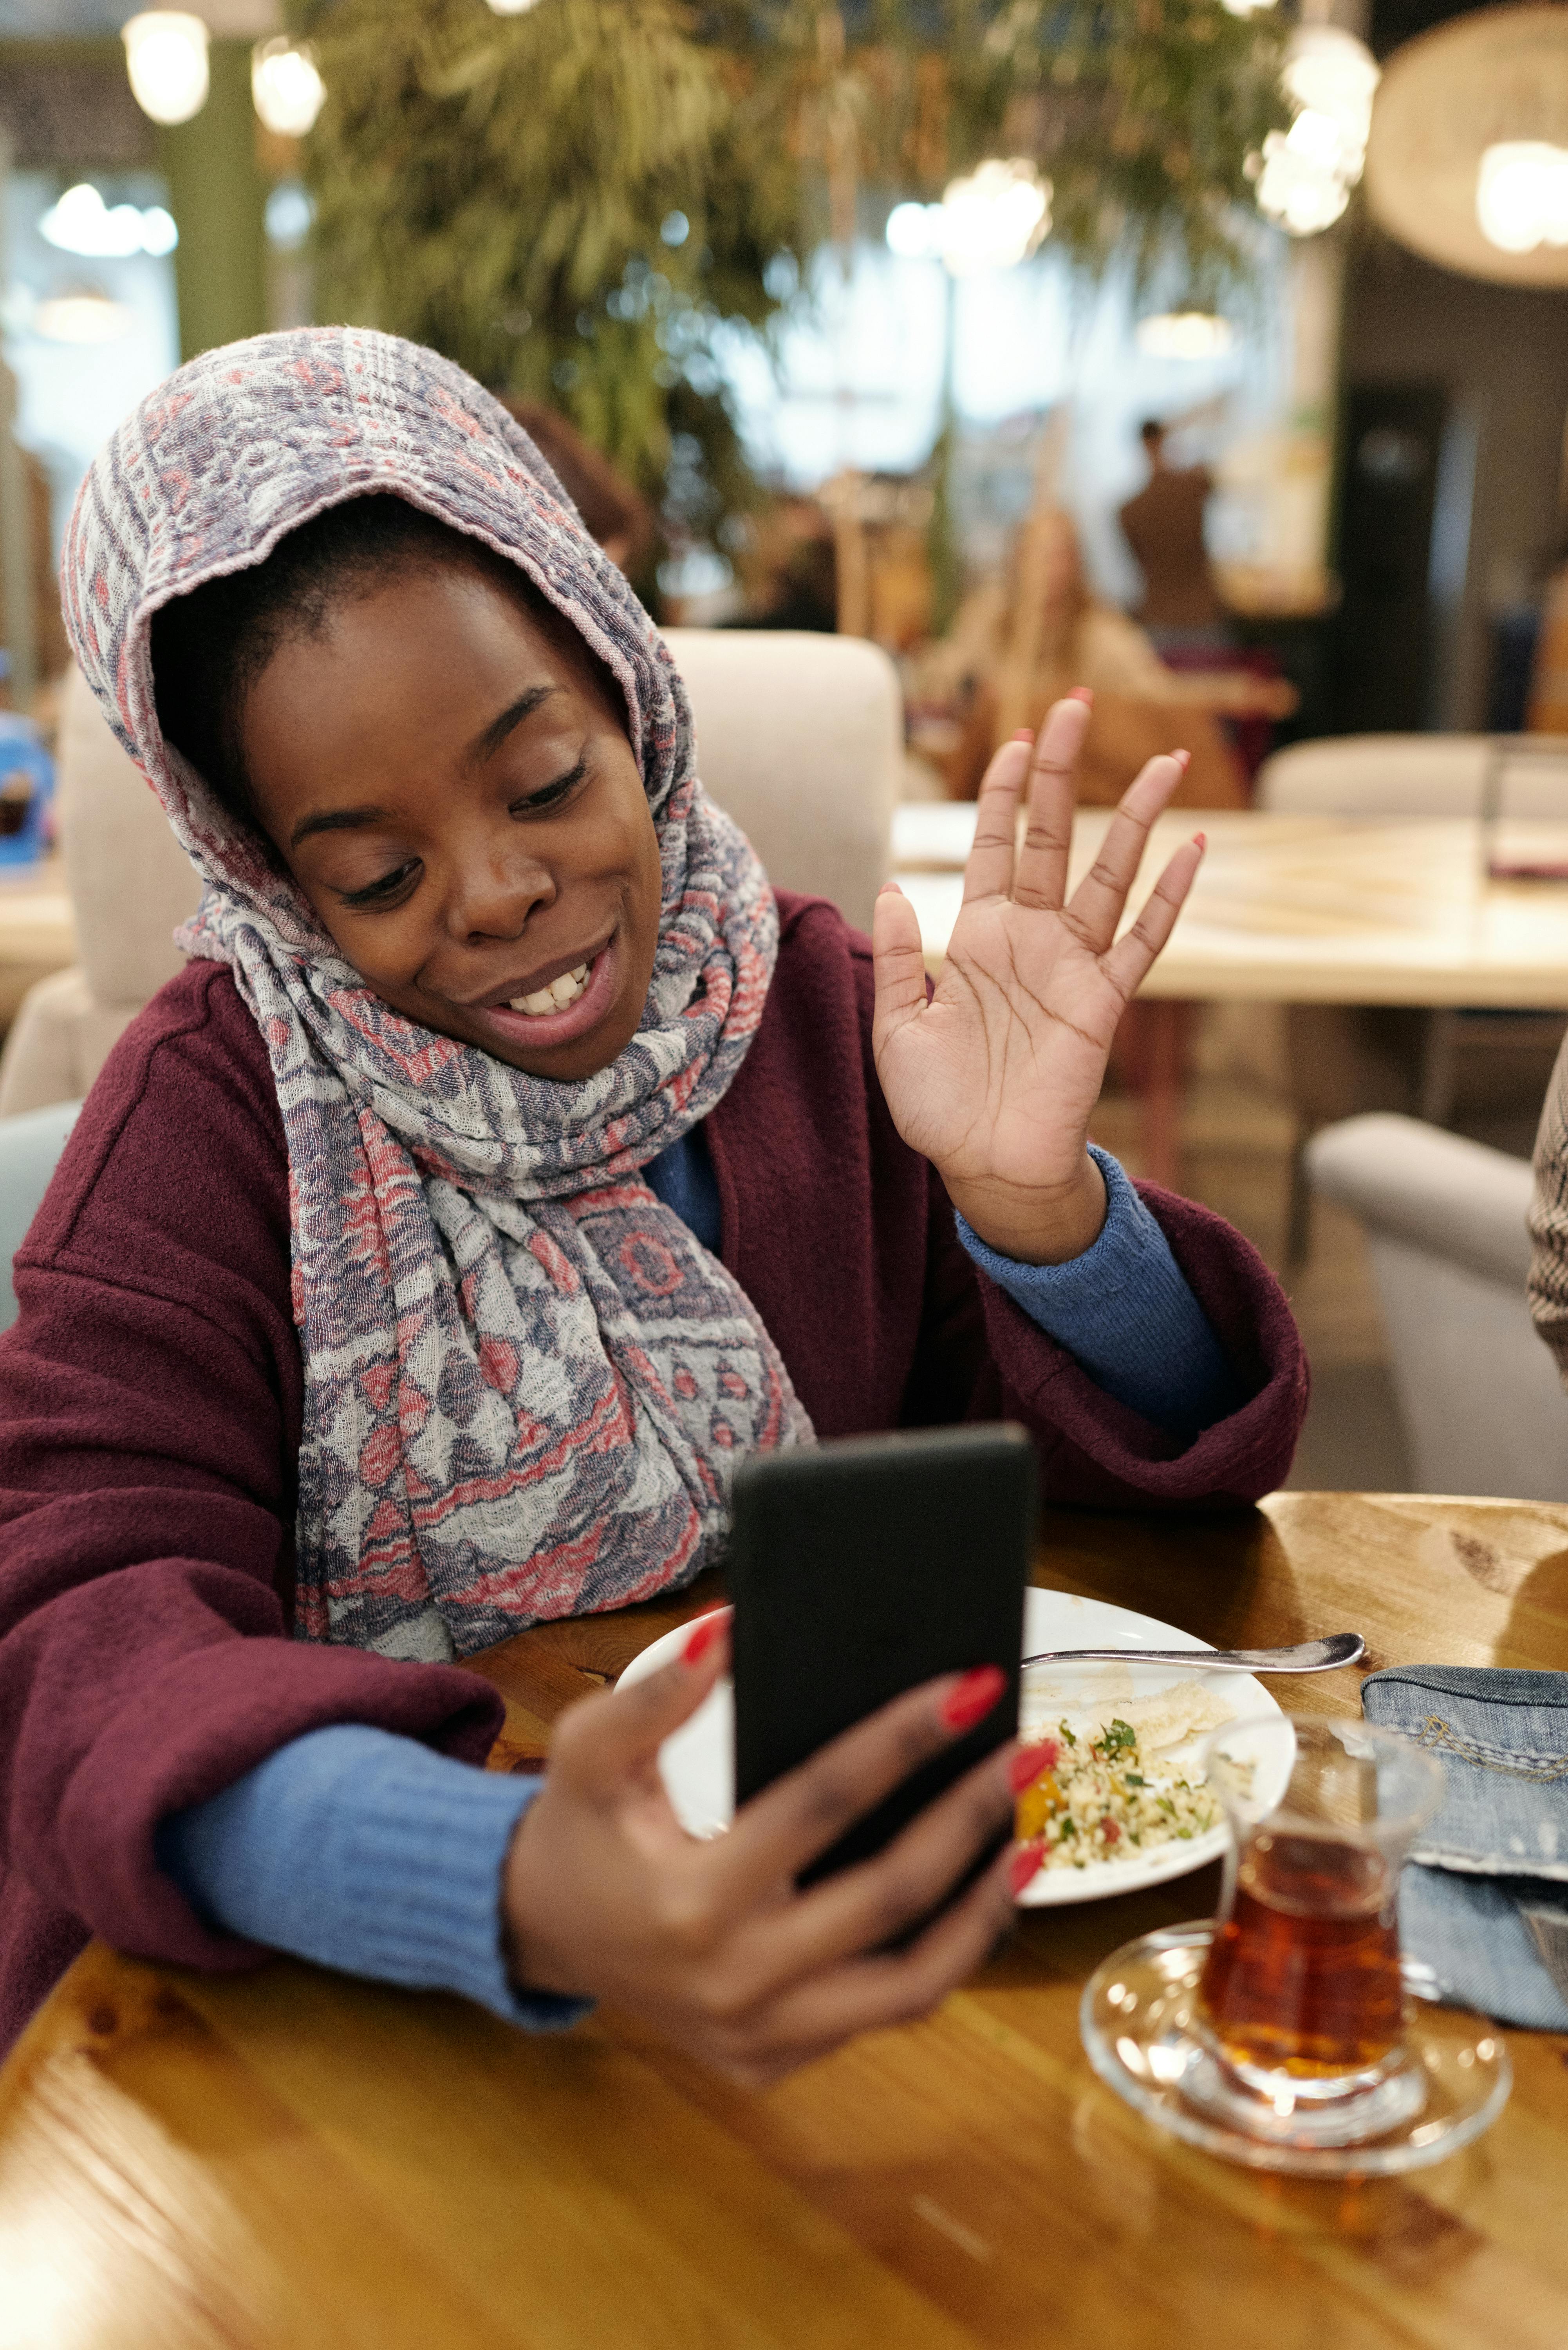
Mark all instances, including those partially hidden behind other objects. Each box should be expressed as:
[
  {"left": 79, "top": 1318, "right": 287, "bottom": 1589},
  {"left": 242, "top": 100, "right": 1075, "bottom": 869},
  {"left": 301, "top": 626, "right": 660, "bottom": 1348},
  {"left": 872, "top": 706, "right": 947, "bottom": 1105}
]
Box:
[
  {"left": 284, "top": 0, "right": 802, "bottom": 559},
  {"left": 284, "top": 0, "right": 1290, "bottom": 569},
  {"left": 957, "top": 0, "right": 1292, "bottom": 298}
]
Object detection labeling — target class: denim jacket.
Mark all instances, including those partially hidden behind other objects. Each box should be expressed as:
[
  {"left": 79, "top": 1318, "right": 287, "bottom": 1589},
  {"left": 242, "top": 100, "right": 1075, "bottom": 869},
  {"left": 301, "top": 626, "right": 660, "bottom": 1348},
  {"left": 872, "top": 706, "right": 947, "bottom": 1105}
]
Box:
[{"left": 1362, "top": 1665, "right": 1568, "bottom": 2032}]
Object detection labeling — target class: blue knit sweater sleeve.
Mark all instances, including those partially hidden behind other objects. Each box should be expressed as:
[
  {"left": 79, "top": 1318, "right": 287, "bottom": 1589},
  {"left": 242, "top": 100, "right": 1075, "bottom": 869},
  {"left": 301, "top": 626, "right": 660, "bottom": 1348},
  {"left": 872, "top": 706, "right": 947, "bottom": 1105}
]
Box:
[
  {"left": 954, "top": 1144, "right": 1242, "bottom": 1438},
  {"left": 157, "top": 1724, "right": 589, "bottom": 2031}
]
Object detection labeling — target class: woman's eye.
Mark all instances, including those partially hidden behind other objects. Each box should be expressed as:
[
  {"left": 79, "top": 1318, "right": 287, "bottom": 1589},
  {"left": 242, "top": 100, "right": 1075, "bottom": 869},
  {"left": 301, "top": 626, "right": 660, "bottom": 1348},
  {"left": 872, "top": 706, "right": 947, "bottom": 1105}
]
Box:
[
  {"left": 340, "top": 859, "right": 419, "bottom": 908},
  {"left": 512, "top": 755, "right": 587, "bottom": 817}
]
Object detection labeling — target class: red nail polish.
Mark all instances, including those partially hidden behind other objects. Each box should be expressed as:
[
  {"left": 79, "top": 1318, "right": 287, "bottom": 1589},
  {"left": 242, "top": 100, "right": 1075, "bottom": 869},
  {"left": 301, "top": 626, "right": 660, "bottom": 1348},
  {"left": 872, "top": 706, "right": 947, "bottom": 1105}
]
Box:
[
  {"left": 1008, "top": 1737, "right": 1061, "bottom": 1793},
  {"left": 1008, "top": 1840, "right": 1044, "bottom": 1896},
  {"left": 938, "top": 1663, "right": 1006, "bottom": 1734},
  {"left": 682, "top": 1610, "right": 728, "bottom": 1667},
  {"left": 1068, "top": 685, "right": 1094, "bottom": 705}
]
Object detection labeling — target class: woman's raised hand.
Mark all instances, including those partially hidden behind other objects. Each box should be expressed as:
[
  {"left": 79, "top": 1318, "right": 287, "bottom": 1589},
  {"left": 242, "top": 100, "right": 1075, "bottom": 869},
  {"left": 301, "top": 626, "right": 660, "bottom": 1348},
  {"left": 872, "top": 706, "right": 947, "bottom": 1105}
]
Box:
[
  {"left": 502, "top": 1614, "right": 1019, "bottom": 2086},
  {"left": 871, "top": 693, "right": 1204, "bottom": 1265}
]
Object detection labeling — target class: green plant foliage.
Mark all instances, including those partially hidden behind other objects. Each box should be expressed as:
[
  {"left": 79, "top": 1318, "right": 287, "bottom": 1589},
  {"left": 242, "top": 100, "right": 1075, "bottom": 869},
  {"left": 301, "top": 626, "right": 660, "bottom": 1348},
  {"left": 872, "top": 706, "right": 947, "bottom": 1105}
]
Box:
[
  {"left": 285, "top": 0, "right": 1291, "bottom": 568},
  {"left": 967, "top": 0, "right": 1291, "bottom": 295},
  {"left": 286, "top": 0, "right": 801, "bottom": 542}
]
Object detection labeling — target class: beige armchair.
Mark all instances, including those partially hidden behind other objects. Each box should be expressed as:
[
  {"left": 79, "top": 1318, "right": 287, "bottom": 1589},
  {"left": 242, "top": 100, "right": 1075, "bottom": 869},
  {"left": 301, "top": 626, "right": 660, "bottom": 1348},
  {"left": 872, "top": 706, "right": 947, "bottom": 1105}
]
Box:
[
  {"left": 0, "top": 663, "right": 200, "bottom": 1115},
  {"left": 1306, "top": 1112, "right": 1568, "bottom": 1502},
  {"left": 0, "top": 629, "right": 900, "bottom": 1118}
]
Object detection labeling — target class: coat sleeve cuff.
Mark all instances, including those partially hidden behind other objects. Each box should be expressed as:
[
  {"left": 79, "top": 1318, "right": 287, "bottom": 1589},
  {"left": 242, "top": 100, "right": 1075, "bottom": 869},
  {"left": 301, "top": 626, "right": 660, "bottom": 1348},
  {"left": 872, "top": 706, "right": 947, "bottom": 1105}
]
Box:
[{"left": 965, "top": 1176, "right": 1310, "bottom": 1506}]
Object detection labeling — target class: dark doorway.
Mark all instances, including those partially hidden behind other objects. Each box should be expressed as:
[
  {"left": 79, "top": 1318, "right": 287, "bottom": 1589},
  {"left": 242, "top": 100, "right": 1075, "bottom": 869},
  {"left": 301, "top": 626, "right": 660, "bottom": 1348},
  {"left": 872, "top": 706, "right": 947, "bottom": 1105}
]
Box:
[{"left": 1329, "top": 382, "right": 1446, "bottom": 732}]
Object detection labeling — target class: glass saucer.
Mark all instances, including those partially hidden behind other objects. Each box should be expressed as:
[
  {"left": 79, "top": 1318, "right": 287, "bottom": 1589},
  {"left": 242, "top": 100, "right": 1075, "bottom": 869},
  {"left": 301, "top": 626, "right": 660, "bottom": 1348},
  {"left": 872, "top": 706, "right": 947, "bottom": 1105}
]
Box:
[{"left": 1080, "top": 1921, "right": 1512, "bottom": 2178}]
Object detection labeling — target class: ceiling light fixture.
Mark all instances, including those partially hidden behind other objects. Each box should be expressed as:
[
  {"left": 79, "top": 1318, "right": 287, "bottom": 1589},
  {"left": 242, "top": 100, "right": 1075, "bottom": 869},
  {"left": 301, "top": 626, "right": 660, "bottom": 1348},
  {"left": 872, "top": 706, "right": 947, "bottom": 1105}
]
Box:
[
  {"left": 40, "top": 183, "right": 178, "bottom": 260},
  {"left": 885, "top": 161, "right": 1051, "bottom": 275},
  {"left": 1136, "top": 310, "right": 1236, "bottom": 360},
  {"left": 121, "top": 12, "right": 210, "bottom": 128},
  {"left": 1476, "top": 140, "right": 1568, "bottom": 253},
  {"left": 1254, "top": 22, "right": 1379, "bottom": 238},
  {"left": 1364, "top": 8, "right": 1568, "bottom": 287},
  {"left": 34, "top": 291, "right": 134, "bottom": 345},
  {"left": 251, "top": 38, "right": 326, "bottom": 138},
  {"left": 936, "top": 159, "right": 1051, "bottom": 275}
]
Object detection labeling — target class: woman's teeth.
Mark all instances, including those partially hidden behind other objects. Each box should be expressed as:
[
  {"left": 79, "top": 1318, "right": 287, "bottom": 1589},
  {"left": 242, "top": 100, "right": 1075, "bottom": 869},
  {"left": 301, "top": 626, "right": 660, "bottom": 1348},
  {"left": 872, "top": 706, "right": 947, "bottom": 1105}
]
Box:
[{"left": 509, "top": 962, "right": 591, "bottom": 1018}]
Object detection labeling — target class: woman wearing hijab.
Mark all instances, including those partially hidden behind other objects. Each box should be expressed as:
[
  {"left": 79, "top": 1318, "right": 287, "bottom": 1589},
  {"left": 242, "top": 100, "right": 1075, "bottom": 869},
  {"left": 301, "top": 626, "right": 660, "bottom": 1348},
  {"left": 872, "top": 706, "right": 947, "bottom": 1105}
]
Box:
[{"left": 0, "top": 330, "right": 1304, "bottom": 2081}]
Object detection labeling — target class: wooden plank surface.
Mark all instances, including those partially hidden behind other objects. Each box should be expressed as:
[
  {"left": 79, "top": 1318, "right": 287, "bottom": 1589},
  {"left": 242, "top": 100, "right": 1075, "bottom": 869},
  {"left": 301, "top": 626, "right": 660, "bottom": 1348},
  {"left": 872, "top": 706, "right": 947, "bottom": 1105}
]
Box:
[
  {"left": 5, "top": 1492, "right": 1568, "bottom": 2350},
  {"left": 892, "top": 809, "right": 1568, "bottom": 1006}
]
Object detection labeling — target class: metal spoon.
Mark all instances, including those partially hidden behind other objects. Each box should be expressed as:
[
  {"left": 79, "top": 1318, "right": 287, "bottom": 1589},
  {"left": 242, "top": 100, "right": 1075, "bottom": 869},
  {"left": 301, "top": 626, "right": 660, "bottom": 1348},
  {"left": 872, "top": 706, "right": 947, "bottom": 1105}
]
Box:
[{"left": 1020, "top": 1633, "right": 1365, "bottom": 1675}]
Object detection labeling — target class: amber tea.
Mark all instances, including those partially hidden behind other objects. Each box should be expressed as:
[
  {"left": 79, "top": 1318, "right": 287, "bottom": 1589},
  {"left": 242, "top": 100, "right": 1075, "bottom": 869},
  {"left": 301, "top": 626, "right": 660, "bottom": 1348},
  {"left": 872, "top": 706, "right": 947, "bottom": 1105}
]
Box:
[
  {"left": 1106, "top": 1715, "right": 1454, "bottom": 2154},
  {"left": 1199, "top": 1827, "right": 1404, "bottom": 2077}
]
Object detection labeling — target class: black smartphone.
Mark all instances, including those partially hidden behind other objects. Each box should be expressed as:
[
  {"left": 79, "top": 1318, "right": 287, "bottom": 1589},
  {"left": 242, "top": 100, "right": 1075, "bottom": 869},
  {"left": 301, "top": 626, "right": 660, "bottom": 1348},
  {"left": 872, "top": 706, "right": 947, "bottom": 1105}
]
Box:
[{"left": 730, "top": 1423, "right": 1034, "bottom": 1890}]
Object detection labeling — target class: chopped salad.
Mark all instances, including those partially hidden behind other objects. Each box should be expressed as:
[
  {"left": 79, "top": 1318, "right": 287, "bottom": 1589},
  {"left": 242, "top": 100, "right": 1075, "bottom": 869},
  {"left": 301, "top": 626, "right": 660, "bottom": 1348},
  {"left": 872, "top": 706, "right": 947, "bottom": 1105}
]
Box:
[{"left": 1013, "top": 1715, "right": 1222, "bottom": 1872}]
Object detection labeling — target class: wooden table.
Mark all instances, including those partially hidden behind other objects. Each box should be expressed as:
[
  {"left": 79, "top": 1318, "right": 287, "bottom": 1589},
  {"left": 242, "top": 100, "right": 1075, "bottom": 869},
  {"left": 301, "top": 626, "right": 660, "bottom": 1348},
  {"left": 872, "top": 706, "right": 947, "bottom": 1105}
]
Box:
[
  {"left": 5, "top": 1491, "right": 1568, "bottom": 2350},
  {"left": 892, "top": 807, "right": 1568, "bottom": 1007},
  {"left": 893, "top": 808, "right": 1568, "bottom": 1183}
]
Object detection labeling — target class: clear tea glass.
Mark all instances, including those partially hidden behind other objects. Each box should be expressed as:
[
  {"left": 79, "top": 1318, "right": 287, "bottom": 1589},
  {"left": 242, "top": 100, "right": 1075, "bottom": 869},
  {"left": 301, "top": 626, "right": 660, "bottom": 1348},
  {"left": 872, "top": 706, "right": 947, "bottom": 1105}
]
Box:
[{"left": 1191, "top": 1713, "right": 1445, "bottom": 2146}]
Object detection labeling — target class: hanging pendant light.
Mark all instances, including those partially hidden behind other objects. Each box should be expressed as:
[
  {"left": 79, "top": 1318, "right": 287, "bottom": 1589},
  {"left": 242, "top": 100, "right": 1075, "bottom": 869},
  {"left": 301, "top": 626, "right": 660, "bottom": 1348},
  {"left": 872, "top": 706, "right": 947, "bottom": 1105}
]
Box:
[
  {"left": 252, "top": 38, "right": 326, "bottom": 139},
  {"left": 35, "top": 290, "right": 135, "bottom": 345},
  {"left": 1254, "top": 22, "right": 1380, "bottom": 239},
  {"left": 1365, "top": 4, "right": 1568, "bottom": 285},
  {"left": 885, "top": 162, "right": 1051, "bottom": 274},
  {"left": 1136, "top": 311, "right": 1236, "bottom": 360},
  {"left": 121, "top": 12, "right": 210, "bottom": 128}
]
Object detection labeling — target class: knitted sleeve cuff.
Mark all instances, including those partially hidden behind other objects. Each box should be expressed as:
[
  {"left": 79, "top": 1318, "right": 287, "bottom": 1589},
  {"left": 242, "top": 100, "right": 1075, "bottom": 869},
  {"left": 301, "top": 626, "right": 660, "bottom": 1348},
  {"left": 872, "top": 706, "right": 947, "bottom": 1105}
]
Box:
[
  {"left": 955, "top": 1144, "right": 1244, "bottom": 1436},
  {"left": 157, "top": 1723, "right": 591, "bottom": 2034}
]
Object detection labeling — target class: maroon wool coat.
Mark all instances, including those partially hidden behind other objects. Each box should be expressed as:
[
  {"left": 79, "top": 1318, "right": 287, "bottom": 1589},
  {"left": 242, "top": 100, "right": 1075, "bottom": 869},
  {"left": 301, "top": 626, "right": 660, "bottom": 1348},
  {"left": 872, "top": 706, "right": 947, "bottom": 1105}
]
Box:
[{"left": 0, "top": 893, "right": 1307, "bottom": 2053}]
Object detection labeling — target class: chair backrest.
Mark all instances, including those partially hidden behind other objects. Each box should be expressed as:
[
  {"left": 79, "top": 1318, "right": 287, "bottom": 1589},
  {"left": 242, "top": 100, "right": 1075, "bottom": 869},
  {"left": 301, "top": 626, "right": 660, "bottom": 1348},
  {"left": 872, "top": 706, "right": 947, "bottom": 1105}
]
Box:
[
  {"left": 1257, "top": 732, "right": 1568, "bottom": 819},
  {"left": 52, "top": 630, "right": 900, "bottom": 1016},
  {"left": 1306, "top": 1112, "right": 1568, "bottom": 1501},
  {"left": 1257, "top": 735, "right": 1491, "bottom": 815},
  {"left": 57, "top": 662, "right": 200, "bottom": 1006},
  {"left": 661, "top": 629, "right": 899, "bottom": 933},
  {"left": 0, "top": 1099, "right": 79, "bottom": 1329}
]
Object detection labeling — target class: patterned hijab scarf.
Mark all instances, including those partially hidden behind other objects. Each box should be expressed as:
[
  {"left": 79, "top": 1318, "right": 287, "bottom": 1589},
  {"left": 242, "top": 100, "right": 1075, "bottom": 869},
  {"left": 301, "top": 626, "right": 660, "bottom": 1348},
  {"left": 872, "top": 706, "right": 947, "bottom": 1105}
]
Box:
[{"left": 63, "top": 326, "right": 812, "bottom": 1661}]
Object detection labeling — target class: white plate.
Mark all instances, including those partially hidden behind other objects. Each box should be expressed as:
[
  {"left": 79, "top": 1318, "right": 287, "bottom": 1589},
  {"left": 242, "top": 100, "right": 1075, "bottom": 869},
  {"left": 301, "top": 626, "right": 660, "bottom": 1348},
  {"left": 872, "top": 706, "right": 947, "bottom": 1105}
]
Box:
[{"left": 618, "top": 1587, "right": 1284, "bottom": 1905}]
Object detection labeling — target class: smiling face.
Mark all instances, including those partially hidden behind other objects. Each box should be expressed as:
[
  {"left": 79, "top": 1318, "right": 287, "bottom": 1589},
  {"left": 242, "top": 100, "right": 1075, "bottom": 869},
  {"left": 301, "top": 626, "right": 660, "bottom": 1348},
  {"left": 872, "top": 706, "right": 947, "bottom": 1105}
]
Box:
[{"left": 236, "top": 562, "right": 663, "bottom": 1083}]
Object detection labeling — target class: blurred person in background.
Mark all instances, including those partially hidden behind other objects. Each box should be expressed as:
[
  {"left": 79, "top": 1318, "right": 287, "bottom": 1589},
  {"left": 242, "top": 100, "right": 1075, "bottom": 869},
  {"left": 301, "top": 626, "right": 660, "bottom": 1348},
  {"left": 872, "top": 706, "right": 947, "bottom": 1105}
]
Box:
[
  {"left": 945, "top": 505, "right": 1294, "bottom": 804},
  {"left": 495, "top": 398, "right": 656, "bottom": 582},
  {"left": 722, "top": 494, "right": 838, "bottom": 633},
  {"left": 1119, "top": 418, "right": 1229, "bottom": 660}
]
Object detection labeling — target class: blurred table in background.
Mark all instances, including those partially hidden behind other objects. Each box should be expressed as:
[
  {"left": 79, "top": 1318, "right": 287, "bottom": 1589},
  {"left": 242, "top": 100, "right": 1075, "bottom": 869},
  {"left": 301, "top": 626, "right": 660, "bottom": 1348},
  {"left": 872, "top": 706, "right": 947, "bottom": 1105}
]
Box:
[
  {"left": 5, "top": 1490, "right": 1568, "bottom": 2350},
  {"left": 892, "top": 808, "right": 1568, "bottom": 1182}
]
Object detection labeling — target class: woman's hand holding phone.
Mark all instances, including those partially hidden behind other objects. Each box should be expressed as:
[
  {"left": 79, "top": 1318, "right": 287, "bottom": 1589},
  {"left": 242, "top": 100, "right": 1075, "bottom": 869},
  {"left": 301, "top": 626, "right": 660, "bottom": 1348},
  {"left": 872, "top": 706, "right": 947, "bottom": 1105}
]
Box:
[
  {"left": 501, "top": 1613, "right": 1021, "bottom": 2086},
  {"left": 870, "top": 690, "right": 1204, "bottom": 1267}
]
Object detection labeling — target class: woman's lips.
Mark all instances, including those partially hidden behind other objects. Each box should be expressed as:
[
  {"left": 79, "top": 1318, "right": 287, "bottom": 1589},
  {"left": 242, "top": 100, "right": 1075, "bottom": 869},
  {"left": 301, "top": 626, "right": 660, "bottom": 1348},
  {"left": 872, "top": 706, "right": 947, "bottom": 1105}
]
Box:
[{"left": 477, "top": 937, "right": 620, "bottom": 1052}]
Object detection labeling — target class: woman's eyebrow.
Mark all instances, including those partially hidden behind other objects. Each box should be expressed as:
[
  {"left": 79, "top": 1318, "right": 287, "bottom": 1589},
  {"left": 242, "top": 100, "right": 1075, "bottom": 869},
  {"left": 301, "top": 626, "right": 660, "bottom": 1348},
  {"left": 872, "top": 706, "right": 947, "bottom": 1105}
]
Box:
[
  {"left": 465, "top": 682, "right": 559, "bottom": 769},
  {"left": 290, "top": 804, "right": 388, "bottom": 850}
]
